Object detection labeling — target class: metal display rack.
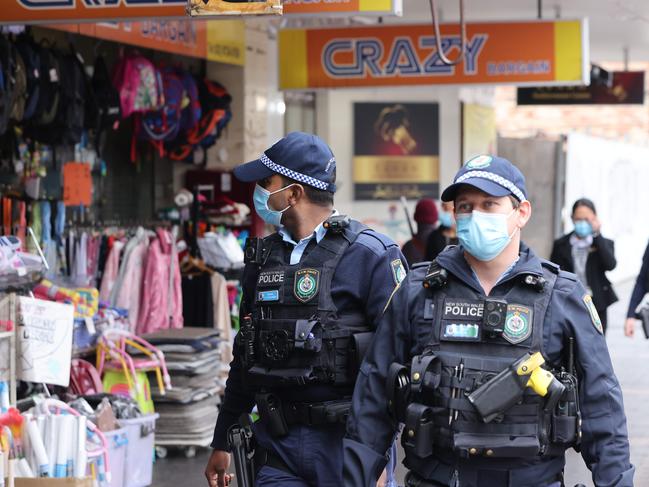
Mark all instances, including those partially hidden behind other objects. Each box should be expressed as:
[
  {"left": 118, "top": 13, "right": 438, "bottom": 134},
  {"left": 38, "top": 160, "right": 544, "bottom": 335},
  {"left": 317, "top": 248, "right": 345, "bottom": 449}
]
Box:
[{"left": 0, "top": 293, "right": 18, "bottom": 407}]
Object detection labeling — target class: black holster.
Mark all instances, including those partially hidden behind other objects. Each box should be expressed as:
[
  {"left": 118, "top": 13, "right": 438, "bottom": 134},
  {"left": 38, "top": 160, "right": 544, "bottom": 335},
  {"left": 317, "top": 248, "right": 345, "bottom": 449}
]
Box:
[{"left": 227, "top": 414, "right": 257, "bottom": 487}]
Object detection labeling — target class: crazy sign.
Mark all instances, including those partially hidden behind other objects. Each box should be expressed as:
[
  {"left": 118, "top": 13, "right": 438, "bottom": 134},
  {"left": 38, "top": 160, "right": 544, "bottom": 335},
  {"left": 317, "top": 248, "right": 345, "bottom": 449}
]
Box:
[{"left": 279, "top": 19, "right": 589, "bottom": 89}]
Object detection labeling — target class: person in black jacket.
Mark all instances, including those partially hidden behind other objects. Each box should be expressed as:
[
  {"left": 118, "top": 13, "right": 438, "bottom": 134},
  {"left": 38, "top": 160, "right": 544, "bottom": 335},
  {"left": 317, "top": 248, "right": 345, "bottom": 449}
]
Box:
[
  {"left": 624, "top": 240, "right": 649, "bottom": 337},
  {"left": 550, "top": 198, "right": 617, "bottom": 333},
  {"left": 424, "top": 200, "right": 458, "bottom": 261}
]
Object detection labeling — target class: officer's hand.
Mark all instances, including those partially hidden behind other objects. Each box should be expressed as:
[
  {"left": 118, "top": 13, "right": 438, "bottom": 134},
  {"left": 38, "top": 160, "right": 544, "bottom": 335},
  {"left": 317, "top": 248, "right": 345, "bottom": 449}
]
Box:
[
  {"left": 377, "top": 469, "right": 387, "bottom": 487},
  {"left": 205, "top": 449, "right": 232, "bottom": 487},
  {"left": 624, "top": 317, "right": 636, "bottom": 338}
]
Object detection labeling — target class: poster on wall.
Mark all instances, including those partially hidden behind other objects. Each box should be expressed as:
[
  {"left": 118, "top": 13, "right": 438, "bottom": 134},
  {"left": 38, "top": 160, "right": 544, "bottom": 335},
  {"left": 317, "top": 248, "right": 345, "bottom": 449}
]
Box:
[
  {"left": 462, "top": 103, "right": 497, "bottom": 162},
  {"left": 353, "top": 102, "right": 439, "bottom": 201}
]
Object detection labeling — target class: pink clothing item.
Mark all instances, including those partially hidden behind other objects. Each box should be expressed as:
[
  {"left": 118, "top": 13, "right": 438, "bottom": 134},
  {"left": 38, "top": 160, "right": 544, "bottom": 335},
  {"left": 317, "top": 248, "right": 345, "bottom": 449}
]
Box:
[
  {"left": 115, "top": 238, "right": 148, "bottom": 332},
  {"left": 136, "top": 229, "right": 183, "bottom": 334},
  {"left": 99, "top": 241, "right": 124, "bottom": 303}
]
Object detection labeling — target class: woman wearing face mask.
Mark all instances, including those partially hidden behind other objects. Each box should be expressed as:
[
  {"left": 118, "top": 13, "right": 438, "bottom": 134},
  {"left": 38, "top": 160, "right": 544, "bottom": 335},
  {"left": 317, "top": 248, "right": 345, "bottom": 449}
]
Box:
[
  {"left": 424, "top": 200, "right": 458, "bottom": 261},
  {"left": 550, "top": 198, "right": 617, "bottom": 334}
]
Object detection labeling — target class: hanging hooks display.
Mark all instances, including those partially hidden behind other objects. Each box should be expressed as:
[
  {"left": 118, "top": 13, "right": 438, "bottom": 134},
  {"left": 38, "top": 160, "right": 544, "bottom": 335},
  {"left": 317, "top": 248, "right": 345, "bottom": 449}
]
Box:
[{"left": 428, "top": 0, "right": 467, "bottom": 66}]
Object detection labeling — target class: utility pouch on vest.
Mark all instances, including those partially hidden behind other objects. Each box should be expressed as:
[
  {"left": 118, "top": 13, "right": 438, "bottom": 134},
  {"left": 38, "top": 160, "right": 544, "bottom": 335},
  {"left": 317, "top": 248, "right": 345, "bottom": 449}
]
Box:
[
  {"left": 410, "top": 353, "right": 441, "bottom": 396},
  {"left": 453, "top": 433, "right": 540, "bottom": 458},
  {"left": 387, "top": 363, "right": 410, "bottom": 424},
  {"left": 551, "top": 371, "right": 580, "bottom": 445},
  {"left": 403, "top": 403, "right": 434, "bottom": 458},
  {"left": 240, "top": 315, "right": 256, "bottom": 366},
  {"left": 256, "top": 392, "right": 289, "bottom": 437},
  {"left": 348, "top": 332, "right": 374, "bottom": 374},
  {"left": 258, "top": 319, "right": 322, "bottom": 365}
]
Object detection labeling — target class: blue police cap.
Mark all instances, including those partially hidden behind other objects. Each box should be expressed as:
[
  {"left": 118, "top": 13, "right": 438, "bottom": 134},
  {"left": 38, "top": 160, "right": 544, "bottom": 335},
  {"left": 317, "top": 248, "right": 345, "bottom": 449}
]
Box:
[
  {"left": 233, "top": 131, "right": 337, "bottom": 193},
  {"left": 441, "top": 155, "right": 527, "bottom": 203}
]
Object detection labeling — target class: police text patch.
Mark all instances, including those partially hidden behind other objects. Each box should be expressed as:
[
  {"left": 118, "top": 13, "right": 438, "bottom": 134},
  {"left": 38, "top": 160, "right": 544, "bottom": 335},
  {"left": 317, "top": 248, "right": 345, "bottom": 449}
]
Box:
[
  {"left": 503, "top": 304, "right": 533, "bottom": 344},
  {"left": 443, "top": 299, "right": 484, "bottom": 320},
  {"left": 258, "top": 270, "right": 285, "bottom": 287},
  {"left": 583, "top": 294, "right": 603, "bottom": 334}
]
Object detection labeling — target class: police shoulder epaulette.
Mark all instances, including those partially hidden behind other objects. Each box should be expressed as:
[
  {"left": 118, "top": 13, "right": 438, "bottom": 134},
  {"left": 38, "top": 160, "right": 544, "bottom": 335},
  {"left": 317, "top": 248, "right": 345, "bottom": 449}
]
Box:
[
  {"left": 540, "top": 260, "right": 560, "bottom": 274},
  {"left": 423, "top": 261, "right": 448, "bottom": 290}
]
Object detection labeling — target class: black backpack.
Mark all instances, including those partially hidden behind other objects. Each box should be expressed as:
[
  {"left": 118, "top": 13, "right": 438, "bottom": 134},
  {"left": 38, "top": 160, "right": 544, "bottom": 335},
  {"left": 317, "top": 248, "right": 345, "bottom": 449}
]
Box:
[
  {"left": 15, "top": 37, "right": 42, "bottom": 122},
  {"left": 58, "top": 50, "right": 87, "bottom": 145},
  {"left": 0, "top": 36, "right": 16, "bottom": 136},
  {"left": 90, "top": 55, "right": 121, "bottom": 154}
]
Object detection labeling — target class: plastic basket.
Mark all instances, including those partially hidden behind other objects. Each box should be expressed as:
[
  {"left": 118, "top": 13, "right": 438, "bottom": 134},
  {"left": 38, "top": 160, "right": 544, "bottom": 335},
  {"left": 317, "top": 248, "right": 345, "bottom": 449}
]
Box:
[{"left": 118, "top": 414, "right": 159, "bottom": 487}]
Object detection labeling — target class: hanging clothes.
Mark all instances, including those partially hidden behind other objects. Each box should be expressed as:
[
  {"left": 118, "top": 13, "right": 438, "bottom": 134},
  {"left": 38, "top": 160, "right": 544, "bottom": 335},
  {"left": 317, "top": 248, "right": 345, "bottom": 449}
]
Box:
[
  {"left": 113, "top": 229, "right": 150, "bottom": 331},
  {"left": 99, "top": 240, "right": 124, "bottom": 303},
  {"left": 137, "top": 229, "right": 183, "bottom": 334},
  {"left": 211, "top": 272, "right": 233, "bottom": 364},
  {"left": 182, "top": 273, "right": 214, "bottom": 327}
]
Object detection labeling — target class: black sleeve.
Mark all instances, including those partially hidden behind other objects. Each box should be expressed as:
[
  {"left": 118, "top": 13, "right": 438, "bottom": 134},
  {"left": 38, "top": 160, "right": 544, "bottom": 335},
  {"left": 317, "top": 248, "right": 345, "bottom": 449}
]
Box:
[
  {"left": 627, "top": 241, "right": 649, "bottom": 318},
  {"left": 550, "top": 239, "right": 568, "bottom": 269},
  {"left": 592, "top": 235, "right": 617, "bottom": 271},
  {"left": 210, "top": 265, "right": 258, "bottom": 451},
  {"left": 210, "top": 334, "right": 256, "bottom": 450}
]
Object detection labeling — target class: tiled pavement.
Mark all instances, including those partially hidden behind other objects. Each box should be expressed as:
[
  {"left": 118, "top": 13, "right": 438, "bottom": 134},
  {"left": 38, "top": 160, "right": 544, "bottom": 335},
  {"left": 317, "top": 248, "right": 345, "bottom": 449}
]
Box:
[{"left": 155, "top": 280, "right": 648, "bottom": 486}]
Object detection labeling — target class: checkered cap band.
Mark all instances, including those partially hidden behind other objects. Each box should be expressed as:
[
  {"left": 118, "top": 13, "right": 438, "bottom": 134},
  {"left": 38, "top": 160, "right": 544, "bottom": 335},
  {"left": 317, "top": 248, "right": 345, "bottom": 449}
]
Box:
[
  {"left": 455, "top": 170, "right": 526, "bottom": 202},
  {"left": 259, "top": 153, "right": 330, "bottom": 191}
]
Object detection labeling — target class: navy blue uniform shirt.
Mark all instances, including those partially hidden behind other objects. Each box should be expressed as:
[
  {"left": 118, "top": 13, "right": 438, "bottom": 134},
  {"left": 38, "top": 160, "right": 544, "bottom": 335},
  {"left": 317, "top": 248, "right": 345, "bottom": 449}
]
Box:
[
  {"left": 211, "top": 227, "right": 406, "bottom": 451},
  {"left": 344, "top": 245, "right": 634, "bottom": 487}
]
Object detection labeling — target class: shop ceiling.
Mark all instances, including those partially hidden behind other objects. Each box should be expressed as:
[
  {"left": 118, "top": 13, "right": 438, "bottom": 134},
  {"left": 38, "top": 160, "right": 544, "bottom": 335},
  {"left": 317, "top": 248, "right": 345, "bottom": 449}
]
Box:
[{"left": 393, "top": 0, "right": 649, "bottom": 63}]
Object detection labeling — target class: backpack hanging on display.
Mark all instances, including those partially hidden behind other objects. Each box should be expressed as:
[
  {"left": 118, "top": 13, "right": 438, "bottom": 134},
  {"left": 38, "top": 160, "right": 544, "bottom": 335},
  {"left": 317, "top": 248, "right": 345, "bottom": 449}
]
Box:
[
  {"left": 168, "top": 78, "right": 232, "bottom": 164},
  {"left": 91, "top": 55, "right": 121, "bottom": 155},
  {"left": 25, "top": 46, "right": 62, "bottom": 143},
  {"left": 0, "top": 36, "right": 16, "bottom": 136},
  {"left": 58, "top": 49, "right": 88, "bottom": 145},
  {"left": 112, "top": 52, "right": 163, "bottom": 119},
  {"left": 134, "top": 66, "right": 184, "bottom": 160},
  {"left": 9, "top": 45, "right": 27, "bottom": 123},
  {"left": 14, "top": 36, "right": 41, "bottom": 122}
]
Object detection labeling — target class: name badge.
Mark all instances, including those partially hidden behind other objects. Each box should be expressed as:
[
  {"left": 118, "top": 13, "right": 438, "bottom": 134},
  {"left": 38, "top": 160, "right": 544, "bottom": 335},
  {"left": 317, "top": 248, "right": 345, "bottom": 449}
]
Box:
[
  {"left": 441, "top": 322, "right": 481, "bottom": 341},
  {"left": 258, "top": 271, "right": 285, "bottom": 287},
  {"left": 443, "top": 299, "right": 484, "bottom": 321},
  {"left": 258, "top": 290, "right": 280, "bottom": 302}
]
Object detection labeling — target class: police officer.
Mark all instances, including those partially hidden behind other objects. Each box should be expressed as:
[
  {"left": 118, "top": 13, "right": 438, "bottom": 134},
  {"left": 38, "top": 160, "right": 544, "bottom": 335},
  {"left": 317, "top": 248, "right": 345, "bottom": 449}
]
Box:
[
  {"left": 343, "top": 156, "right": 634, "bottom": 487},
  {"left": 205, "top": 132, "right": 407, "bottom": 487}
]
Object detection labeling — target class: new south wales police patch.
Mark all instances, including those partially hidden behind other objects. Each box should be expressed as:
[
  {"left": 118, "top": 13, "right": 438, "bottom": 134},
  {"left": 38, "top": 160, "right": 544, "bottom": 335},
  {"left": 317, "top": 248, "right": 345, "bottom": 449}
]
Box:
[
  {"left": 503, "top": 304, "right": 533, "bottom": 344},
  {"left": 583, "top": 294, "right": 603, "bottom": 334},
  {"left": 391, "top": 259, "right": 407, "bottom": 285},
  {"left": 294, "top": 268, "right": 320, "bottom": 303}
]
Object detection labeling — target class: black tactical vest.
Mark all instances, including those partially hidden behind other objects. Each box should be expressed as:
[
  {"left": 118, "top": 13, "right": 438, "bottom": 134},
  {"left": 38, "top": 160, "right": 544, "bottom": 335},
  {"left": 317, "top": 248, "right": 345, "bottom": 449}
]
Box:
[
  {"left": 400, "top": 260, "right": 580, "bottom": 478},
  {"left": 240, "top": 219, "right": 373, "bottom": 389}
]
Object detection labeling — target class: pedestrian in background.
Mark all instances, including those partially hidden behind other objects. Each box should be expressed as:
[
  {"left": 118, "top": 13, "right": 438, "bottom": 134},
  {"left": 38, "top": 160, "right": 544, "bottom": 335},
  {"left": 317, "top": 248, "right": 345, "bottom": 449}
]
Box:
[
  {"left": 550, "top": 198, "right": 617, "bottom": 334},
  {"left": 624, "top": 240, "right": 649, "bottom": 337},
  {"left": 425, "top": 200, "right": 458, "bottom": 261},
  {"left": 401, "top": 198, "right": 437, "bottom": 265}
]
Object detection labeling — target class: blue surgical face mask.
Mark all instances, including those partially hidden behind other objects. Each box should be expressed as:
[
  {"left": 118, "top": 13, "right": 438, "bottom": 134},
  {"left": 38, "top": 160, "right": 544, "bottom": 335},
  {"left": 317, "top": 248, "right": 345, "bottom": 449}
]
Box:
[
  {"left": 574, "top": 220, "right": 593, "bottom": 238},
  {"left": 439, "top": 211, "right": 454, "bottom": 228},
  {"left": 253, "top": 184, "right": 293, "bottom": 227},
  {"left": 456, "top": 209, "right": 518, "bottom": 262}
]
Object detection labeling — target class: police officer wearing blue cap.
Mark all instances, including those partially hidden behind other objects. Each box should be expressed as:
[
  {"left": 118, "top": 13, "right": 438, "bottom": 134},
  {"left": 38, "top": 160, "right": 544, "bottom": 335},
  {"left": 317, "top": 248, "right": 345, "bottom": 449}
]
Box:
[
  {"left": 205, "top": 132, "right": 407, "bottom": 487},
  {"left": 343, "top": 155, "right": 634, "bottom": 487}
]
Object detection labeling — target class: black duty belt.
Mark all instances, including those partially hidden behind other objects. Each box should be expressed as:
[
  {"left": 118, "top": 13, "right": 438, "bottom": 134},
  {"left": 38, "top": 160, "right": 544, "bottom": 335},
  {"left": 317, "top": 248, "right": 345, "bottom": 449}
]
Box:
[
  {"left": 405, "top": 468, "right": 563, "bottom": 487},
  {"left": 282, "top": 399, "right": 351, "bottom": 427}
]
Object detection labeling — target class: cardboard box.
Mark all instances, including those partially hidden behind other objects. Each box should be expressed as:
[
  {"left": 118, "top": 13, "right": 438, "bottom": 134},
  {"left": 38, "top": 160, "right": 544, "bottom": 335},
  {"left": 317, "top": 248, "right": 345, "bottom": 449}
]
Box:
[{"left": 14, "top": 478, "right": 94, "bottom": 487}]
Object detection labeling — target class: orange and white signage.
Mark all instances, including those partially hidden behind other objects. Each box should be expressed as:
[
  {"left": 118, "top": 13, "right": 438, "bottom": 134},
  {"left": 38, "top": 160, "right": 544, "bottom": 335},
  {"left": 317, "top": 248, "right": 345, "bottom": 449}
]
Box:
[{"left": 279, "top": 19, "right": 589, "bottom": 89}]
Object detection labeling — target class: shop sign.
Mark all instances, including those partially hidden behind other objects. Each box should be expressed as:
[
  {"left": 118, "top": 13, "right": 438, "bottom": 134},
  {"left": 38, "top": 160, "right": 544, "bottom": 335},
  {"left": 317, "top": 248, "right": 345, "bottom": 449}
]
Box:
[
  {"left": 50, "top": 19, "right": 246, "bottom": 65},
  {"left": 279, "top": 19, "right": 589, "bottom": 89},
  {"left": 283, "top": 0, "right": 401, "bottom": 16},
  {"left": 353, "top": 102, "right": 439, "bottom": 201},
  {"left": 517, "top": 71, "right": 645, "bottom": 105},
  {"left": 3, "top": 0, "right": 187, "bottom": 24}
]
